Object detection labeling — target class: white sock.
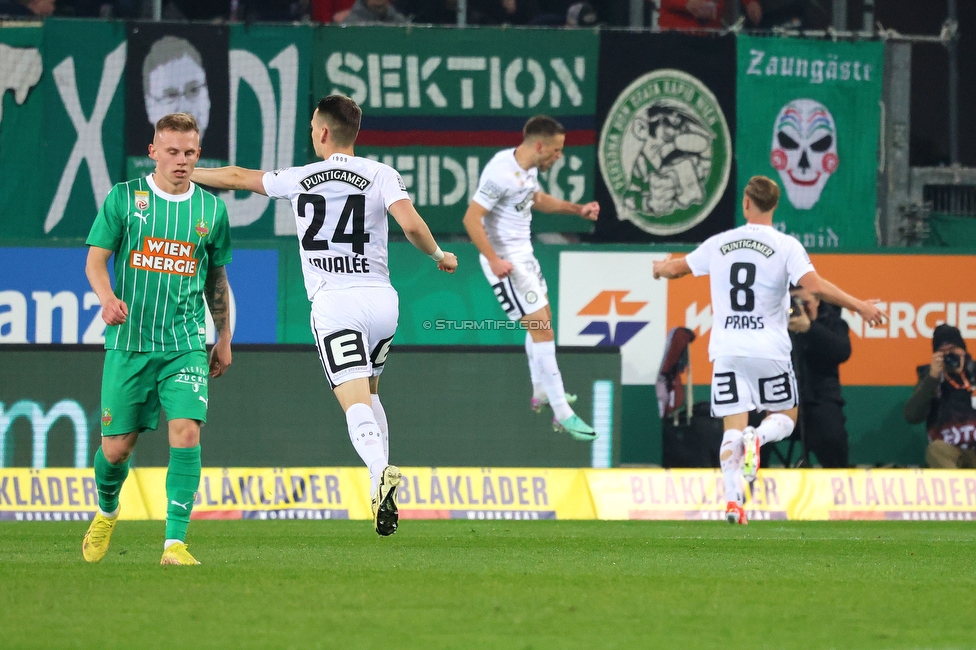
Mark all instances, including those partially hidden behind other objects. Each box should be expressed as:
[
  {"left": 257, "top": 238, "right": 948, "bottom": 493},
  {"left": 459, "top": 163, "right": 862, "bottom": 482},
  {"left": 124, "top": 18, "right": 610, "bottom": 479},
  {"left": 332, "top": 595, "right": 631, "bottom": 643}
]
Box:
[
  {"left": 164, "top": 539, "right": 182, "bottom": 550},
  {"left": 533, "top": 340, "right": 572, "bottom": 420},
  {"left": 525, "top": 333, "right": 545, "bottom": 400},
  {"left": 99, "top": 507, "right": 119, "bottom": 518},
  {"left": 371, "top": 394, "right": 390, "bottom": 461},
  {"left": 720, "top": 429, "right": 745, "bottom": 505},
  {"left": 757, "top": 413, "right": 795, "bottom": 446},
  {"left": 346, "top": 403, "right": 386, "bottom": 494}
]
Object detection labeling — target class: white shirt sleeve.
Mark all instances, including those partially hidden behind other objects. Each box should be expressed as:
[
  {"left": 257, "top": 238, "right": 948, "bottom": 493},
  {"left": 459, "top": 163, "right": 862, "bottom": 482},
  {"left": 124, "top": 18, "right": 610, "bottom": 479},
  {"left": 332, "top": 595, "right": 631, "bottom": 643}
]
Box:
[
  {"left": 376, "top": 165, "right": 411, "bottom": 211},
  {"left": 785, "top": 237, "right": 816, "bottom": 285},
  {"left": 684, "top": 237, "right": 715, "bottom": 277},
  {"left": 262, "top": 167, "right": 300, "bottom": 200},
  {"left": 471, "top": 166, "right": 506, "bottom": 212}
]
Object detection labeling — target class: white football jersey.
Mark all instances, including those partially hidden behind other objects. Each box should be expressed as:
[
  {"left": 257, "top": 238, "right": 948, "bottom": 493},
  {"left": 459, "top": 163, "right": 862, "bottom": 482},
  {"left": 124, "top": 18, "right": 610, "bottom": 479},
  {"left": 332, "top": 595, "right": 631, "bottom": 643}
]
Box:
[
  {"left": 264, "top": 153, "right": 410, "bottom": 299},
  {"left": 685, "top": 223, "right": 815, "bottom": 361},
  {"left": 471, "top": 148, "right": 539, "bottom": 257}
]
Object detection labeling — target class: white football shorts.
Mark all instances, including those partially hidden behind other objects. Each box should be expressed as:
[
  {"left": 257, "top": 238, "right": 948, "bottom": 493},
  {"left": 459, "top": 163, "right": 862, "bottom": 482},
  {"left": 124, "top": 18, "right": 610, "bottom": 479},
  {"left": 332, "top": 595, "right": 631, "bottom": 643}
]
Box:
[
  {"left": 709, "top": 356, "right": 798, "bottom": 418},
  {"left": 310, "top": 286, "right": 398, "bottom": 388},
  {"left": 479, "top": 252, "right": 549, "bottom": 321}
]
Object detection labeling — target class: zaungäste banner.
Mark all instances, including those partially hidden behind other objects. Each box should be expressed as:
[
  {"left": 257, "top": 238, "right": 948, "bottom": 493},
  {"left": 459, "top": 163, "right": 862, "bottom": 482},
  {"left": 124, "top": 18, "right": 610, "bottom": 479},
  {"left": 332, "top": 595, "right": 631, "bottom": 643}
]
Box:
[{"left": 736, "top": 35, "right": 884, "bottom": 249}]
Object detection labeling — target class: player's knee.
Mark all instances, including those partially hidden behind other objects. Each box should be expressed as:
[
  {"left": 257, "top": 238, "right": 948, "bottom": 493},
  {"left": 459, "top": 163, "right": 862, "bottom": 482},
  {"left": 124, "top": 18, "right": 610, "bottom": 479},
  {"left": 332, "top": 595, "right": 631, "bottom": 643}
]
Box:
[
  {"left": 102, "top": 436, "right": 135, "bottom": 464},
  {"left": 169, "top": 419, "right": 201, "bottom": 448}
]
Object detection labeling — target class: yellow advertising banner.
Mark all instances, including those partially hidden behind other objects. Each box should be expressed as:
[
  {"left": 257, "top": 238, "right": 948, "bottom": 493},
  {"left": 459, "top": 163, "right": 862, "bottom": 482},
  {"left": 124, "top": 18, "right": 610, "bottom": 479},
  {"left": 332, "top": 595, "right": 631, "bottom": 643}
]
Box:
[
  {"left": 135, "top": 467, "right": 372, "bottom": 521},
  {"left": 0, "top": 468, "right": 147, "bottom": 521},
  {"left": 791, "top": 469, "right": 976, "bottom": 521},
  {"left": 396, "top": 467, "right": 594, "bottom": 520},
  {"left": 6, "top": 468, "right": 976, "bottom": 522},
  {"left": 666, "top": 253, "right": 976, "bottom": 387},
  {"left": 585, "top": 469, "right": 803, "bottom": 522}
]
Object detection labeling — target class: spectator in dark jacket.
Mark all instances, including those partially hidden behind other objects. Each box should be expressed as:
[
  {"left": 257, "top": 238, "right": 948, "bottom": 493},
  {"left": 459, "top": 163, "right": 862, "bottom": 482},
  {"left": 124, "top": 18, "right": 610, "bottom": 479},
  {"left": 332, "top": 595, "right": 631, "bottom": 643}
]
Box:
[
  {"left": 904, "top": 324, "right": 976, "bottom": 469},
  {"left": 788, "top": 286, "right": 852, "bottom": 467}
]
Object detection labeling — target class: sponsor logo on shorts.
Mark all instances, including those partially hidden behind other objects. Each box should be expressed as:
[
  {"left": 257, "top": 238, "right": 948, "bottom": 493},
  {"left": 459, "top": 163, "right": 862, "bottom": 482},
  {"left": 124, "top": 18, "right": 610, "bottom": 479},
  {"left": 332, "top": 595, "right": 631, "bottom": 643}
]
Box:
[
  {"left": 134, "top": 190, "right": 149, "bottom": 211},
  {"left": 129, "top": 237, "right": 198, "bottom": 277},
  {"left": 525, "top": 291, "right": 538, "bottom": 304}
]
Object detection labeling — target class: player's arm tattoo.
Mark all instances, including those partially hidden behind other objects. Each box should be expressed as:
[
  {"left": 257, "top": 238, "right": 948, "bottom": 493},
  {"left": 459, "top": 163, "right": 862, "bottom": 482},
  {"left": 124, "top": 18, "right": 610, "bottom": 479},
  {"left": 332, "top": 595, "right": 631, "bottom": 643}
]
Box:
[{"left": 205, "top": 266, "right": 231, "bottom": 334}]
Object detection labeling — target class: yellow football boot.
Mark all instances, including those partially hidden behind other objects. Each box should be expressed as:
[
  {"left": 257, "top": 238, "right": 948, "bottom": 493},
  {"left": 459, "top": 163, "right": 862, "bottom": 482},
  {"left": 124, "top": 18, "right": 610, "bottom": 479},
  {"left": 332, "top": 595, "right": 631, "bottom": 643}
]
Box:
[
  {"left": 82, "top": 511, "right": 119, "bottom": 563},
  {"left": 160, "top": 542, "right": 201, "bottom": 566}
]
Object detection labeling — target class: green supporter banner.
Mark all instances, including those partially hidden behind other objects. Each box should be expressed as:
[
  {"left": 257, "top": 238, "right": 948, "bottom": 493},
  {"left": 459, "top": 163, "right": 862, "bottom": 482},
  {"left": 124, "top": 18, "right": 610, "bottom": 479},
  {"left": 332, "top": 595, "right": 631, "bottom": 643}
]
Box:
[
  {"left": 214, "top": 23, "right": 314, "bottom": 239},
  {"left": 736, "top": 36, "right": 884, "bottom": 249},
  {"left": 0, "top": 25, "right": 43, "bottom": 239},
  {"left": 42, "top": 20, "right": 128, "bottom": 240},
  {"left": 0, "top": 20, "right": 127, "bottom": 240},
  {"left": 313, "top": 25, "right": 599, "bottom": 233},
  {"left": 358, "top": 145, "right": 594, "bottom": 234},
  {"left": 313, "top": 26, "right": 598, "bottom": 117}
]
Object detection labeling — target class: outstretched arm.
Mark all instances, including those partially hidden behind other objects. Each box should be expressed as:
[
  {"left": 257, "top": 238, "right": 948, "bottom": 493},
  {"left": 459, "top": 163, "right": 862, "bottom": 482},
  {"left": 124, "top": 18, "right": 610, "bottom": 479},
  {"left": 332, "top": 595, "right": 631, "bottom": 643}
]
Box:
[
  {"left": 652, "top": 255, "right": 692, "bottom": 280},
  {"left": 205, "top": 265, "right": 233, "bottom": 377},
  {"left": 389, "top": 199, "right": 457, "bottom": 274},
  {"left": 192, "top": 166, "right": 268, "bottom": 195},
  {"left": 798, "top": 271, "right": 886, "bottom": 327},
  {"left": 533, "top": 191, "right": 599, "bottom": 221}
]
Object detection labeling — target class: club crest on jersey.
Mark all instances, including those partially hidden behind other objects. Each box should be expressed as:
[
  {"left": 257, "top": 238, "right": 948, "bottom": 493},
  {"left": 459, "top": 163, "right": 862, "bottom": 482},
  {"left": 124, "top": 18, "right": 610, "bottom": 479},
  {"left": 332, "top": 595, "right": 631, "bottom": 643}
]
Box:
[
  {"left": 599, "top": 69, "right": 732, "bottom": 235},
  {"left": 101, "top": 408, "right": 112, "bottom": 427},
  {"left": 134, "top": 190, "right": 149, "bottom": 211},
  {"left": 195, "top": 218, "right": 210, "bottom": 237},
  {"left": 720, "top": 239, "right": 775, "bottom": 257},
  {"left": 300, "top": 169, "right": 370, "bottom": 192}
]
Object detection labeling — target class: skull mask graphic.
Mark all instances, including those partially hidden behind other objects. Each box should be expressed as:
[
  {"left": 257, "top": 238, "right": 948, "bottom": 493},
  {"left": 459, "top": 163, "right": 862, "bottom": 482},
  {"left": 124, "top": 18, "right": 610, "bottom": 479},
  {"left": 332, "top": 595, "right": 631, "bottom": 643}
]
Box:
[{"left": 770, "top": 99, "right": 838, "bottom": 210}]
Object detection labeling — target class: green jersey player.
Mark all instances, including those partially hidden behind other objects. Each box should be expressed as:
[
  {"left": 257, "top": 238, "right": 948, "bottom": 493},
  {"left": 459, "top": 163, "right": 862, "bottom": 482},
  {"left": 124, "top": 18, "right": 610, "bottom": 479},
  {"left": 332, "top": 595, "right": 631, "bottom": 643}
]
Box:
[{"left": 82, "top": 112, "right": 233, "bottom": 566}]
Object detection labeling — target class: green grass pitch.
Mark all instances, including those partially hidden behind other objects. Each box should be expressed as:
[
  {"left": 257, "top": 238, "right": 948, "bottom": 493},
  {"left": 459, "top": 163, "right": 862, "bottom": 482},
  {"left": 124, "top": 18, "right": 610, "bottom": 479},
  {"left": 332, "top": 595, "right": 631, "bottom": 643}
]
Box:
[{"left": 2, "top": 520, "right": 974, "bottom": 649}]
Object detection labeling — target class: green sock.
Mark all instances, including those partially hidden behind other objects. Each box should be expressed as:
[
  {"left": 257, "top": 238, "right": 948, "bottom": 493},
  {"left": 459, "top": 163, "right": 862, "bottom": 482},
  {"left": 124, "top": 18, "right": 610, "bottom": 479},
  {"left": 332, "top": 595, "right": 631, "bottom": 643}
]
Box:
[
  {"left": 165, "top": 445, "right": 201, "bottom": 542},
  {"left": 94, "top": 447, "right": 129, "bottom": 514}
]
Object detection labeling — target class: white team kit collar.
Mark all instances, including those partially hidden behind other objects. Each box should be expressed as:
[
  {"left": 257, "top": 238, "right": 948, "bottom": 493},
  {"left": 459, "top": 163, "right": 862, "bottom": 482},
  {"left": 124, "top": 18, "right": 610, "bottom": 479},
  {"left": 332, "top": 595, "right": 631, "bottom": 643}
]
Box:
[{"left": 146, "top": 174, "right": 195, "bottom": 203}]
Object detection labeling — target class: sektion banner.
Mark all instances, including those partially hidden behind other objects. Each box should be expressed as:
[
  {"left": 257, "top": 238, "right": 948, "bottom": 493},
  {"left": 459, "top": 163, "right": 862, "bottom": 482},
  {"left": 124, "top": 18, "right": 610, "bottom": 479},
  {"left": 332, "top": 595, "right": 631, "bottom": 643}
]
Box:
[
  {"left": 736, "top": 36, "right": 884, "bottom": 249},
  {"left": 314, "top": 25, "right": 599, "bottom": 234},
  {"left": 595, "top": 32, "right": 737, "bottom": 243}
]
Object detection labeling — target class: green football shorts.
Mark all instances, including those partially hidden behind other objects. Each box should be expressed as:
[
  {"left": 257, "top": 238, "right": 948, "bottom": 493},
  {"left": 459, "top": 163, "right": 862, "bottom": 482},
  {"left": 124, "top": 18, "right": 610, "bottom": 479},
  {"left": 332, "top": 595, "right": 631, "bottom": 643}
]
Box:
[{"left": 99, "top": 349, "right": 210, "bottom": 435}]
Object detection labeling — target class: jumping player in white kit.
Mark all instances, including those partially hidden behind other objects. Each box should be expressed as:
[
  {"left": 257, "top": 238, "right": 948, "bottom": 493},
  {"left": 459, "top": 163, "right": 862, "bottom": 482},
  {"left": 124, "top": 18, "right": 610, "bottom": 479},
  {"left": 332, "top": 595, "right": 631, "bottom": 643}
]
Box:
[
  {"left": 653, "top": 176, "right": 886, "bottom": 524},
  {"left": 192, "top": 95, "right": 458, "bottom": 537},
  {"left": 462, "top": 115, "right": 600, "bottom": 441}
]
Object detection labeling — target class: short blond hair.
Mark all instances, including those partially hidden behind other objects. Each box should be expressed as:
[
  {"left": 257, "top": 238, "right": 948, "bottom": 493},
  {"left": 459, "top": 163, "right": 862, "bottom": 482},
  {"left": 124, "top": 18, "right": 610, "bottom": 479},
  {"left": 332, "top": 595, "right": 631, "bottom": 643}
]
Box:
[
  {"left": 744, "top": 175, "right": 780, "bottom": 213},
  {"left": 155, "top": 112, "right": 199, "bottom": 135}
]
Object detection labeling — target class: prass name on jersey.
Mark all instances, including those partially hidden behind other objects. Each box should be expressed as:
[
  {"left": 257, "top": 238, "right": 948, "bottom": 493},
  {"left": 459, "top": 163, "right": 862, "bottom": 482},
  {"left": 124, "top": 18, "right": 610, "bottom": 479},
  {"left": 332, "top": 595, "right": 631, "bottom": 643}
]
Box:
[{"left": 724, "top": 314, "right": 765, "bottom": 330}]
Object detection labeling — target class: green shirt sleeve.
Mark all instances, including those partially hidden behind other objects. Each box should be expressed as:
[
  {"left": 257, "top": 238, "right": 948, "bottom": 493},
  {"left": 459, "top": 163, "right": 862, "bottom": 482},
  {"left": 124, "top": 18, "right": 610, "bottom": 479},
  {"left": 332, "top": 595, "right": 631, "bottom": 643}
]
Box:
[
  {"left": 207, "top": 198, "right": 233, "bottom": 267},
  {"left": 86, "top": 184, "right": 125, "bottom": 251}
]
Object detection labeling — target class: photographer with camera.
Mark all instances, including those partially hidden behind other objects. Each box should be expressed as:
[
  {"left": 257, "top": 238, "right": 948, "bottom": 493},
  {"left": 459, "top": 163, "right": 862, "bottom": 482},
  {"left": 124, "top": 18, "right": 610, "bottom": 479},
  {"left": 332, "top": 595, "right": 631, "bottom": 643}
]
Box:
[
  {"left": 904, "top": 324, "right": 976, "bottom": 468},
  {"left": 787, "top": 286, "right": 852, "bottom": 467}
]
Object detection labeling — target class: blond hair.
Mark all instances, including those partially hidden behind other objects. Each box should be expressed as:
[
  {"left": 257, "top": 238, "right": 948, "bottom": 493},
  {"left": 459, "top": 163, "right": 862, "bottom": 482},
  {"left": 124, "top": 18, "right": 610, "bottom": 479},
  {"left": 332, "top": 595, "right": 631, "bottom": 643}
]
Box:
[
  {"left": 744, "top": 175, "right": 780, "bottom": 213},
  {"left": 155, "top": 112, "right": 199, "bottom": 135}
]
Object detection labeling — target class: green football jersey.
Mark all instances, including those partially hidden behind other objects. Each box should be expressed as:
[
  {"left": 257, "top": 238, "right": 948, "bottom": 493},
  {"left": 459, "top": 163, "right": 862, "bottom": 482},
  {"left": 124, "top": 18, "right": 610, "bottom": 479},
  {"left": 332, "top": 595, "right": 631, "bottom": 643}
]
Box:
[{"left": 86, "top": 176, "right": 233, "bottom": 352}]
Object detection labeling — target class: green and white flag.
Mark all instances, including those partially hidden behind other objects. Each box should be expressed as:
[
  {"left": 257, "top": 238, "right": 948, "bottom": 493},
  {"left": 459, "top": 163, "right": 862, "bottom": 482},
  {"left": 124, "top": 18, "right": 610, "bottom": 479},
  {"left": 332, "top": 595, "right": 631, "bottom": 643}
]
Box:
[{"left": 736, "top": 36, "right": 884, "bottom": 249}]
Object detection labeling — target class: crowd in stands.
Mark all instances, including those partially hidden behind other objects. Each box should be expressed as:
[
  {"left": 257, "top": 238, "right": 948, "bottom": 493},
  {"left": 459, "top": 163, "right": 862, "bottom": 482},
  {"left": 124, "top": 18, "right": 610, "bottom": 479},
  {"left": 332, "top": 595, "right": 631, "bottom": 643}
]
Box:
[{"left": 0, "top": 0, "right": 822, "bottom": 28}]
